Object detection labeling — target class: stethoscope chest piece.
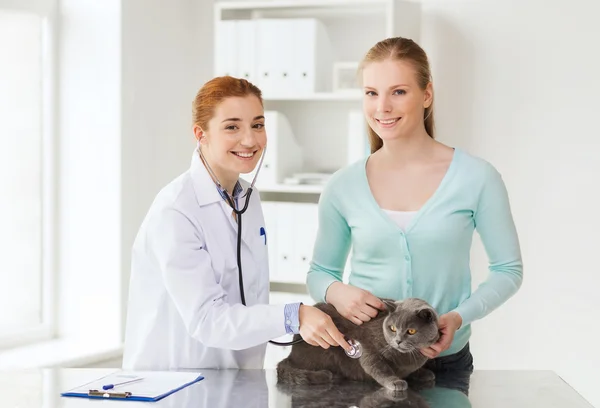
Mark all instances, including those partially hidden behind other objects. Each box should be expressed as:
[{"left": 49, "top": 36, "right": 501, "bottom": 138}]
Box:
[{"left": 345, "top": 339, "right": 363, "bottom": 359}]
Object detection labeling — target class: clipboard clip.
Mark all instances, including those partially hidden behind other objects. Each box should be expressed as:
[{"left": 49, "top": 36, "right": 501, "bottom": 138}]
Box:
[{"left": 88, "top": 389, "right": 132, "bottom": 399}]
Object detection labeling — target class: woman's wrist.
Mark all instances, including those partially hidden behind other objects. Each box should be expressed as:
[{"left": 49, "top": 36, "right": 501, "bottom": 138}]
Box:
[
  {"left": 324, "top": 281, "right": 344, "bottom": 304},
  {"left": 447, "top": 311, "right": 463, "bottom": 329}
]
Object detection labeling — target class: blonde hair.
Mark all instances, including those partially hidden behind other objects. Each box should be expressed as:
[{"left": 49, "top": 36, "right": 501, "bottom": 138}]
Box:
[{"left": 359, "top": 37, "right": 435, "bottom": 153}]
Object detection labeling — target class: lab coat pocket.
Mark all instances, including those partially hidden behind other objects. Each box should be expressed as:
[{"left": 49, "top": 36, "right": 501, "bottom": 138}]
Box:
[{"left": 252, "top": 228, "right": 268, "bottom": 266}]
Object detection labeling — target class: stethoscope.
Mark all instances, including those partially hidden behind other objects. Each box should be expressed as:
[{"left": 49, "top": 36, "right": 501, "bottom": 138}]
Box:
[
  {"left": 198, "top": 145, "right": 363, "bottom": 356},
  {"left": 198, "top": 145, "right": 302, "bottom": 346}
]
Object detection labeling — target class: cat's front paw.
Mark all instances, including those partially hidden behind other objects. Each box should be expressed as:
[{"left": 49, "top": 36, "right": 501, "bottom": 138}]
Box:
[{"left": 383, "top": 378, "right": 408, "bottom": 392}]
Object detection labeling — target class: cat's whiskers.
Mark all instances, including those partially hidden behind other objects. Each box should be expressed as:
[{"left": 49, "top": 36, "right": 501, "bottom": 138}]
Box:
[
  {"left": 382, "top": 343, "right": 397, "bottom": 358},
  {"left": 408, "top": 349, "right": 421, "bottom": 366}
]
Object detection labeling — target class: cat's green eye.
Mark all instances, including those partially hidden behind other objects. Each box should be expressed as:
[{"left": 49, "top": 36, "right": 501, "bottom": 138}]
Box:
[
  {"left": 407, "top": 328, "right": 417, "bottom": 335},
  {"left": 389, "top": 325, "right": 397, "bottom": 332}
]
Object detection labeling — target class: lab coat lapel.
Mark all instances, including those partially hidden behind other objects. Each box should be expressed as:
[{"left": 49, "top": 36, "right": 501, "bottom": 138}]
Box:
[
  {"left": 191, "top": 151, "right": 243, "bottom": 235},
  {"left": 220, "top": 201, "right": 239, "bottom": 235},
  {"left": 190, "top": 150, "right": 258, "bottom": 251},
  {"left": 190, "top": 151, "right": 223, "bottom": 207}
]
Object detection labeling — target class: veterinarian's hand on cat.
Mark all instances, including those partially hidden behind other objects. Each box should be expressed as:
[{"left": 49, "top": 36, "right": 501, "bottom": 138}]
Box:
[
  {"left": 298, "top": 305, "right": 353, "bottom": 352},
  {"left": 325, "top": 282, "right": 386, "bottom": 325},
  {"left": 420, "top": 311, "right": 462, "bottom": 359}
]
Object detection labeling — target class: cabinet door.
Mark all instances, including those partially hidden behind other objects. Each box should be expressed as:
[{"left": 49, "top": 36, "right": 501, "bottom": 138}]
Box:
[
  {"left": 262, "top": 201, "right": 279, "bottom": 281},
  {"left": 292, "top": 203, "right": 319, "bottom": 284},
  {"left": 274, "top": 202, "right": 296, "bottom": 282}
]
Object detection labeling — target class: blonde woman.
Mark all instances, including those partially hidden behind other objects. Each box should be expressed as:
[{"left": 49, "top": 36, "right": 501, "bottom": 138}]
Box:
[{"left": 307, "top": 37, "right": 523, "bottom": 395}]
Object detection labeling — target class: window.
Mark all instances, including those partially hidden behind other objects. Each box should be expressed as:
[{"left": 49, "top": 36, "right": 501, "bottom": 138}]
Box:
[{"left": 0, "top": 2, "right": 56, "bottom": 348}]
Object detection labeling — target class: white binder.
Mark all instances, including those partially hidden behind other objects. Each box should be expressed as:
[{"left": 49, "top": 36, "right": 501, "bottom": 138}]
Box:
[
  {"left": 215, "top": 18, "right": 333, "bottom": 97},
  {"left": 214, "top": 20, "right": 237, "bottom": 77},
  {"left": 235, "top": 20, "right": 256, "bottom": 83},
  {"left": 291, "top": 18, "right": 333, "bottom": 95},
  {"left": 255, "top": 19, "right": 292, "bottom": 97}
]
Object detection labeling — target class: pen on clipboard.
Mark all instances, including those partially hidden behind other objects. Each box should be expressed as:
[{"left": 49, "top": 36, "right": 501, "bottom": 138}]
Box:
[{"left": 102, "top": 377, "right": 144, "bottom": 390}]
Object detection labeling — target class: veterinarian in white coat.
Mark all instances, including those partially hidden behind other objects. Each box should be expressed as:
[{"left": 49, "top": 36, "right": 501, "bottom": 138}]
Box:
[{"left": 122, "top": 76, "right": 351, "bottom": 371}]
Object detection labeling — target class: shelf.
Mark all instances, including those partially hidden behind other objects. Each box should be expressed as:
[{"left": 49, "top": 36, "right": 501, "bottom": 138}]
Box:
[
  {"left": 257, "top": 183, "right": 324, "bottom": 194},
  {"left": 216, "top": 0, "right": 392, "bottom": 11},
  {"left": 270, "top": 281, "right": 308, "bottom": 294},
  {"left": 263, "top": 91, "right": 362, "bottom": 101}
]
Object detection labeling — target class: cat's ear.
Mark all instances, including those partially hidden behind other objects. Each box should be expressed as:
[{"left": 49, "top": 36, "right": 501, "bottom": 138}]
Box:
[
  {"left": 417, "top": 308, "right": 436, "bottom": 323},
  {"left": 382, "top": 299, "right": 397, "bottom": 312}
]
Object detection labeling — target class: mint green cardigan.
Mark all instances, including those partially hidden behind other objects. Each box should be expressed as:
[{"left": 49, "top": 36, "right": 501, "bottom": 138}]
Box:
[{"left": 306, "top": 148, "right": 523, "bottom": 356}]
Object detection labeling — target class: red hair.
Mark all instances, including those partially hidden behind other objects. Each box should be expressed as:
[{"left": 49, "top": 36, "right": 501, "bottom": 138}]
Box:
[{"left": 192, "top": 76, "right": 263, "bottom": 130}]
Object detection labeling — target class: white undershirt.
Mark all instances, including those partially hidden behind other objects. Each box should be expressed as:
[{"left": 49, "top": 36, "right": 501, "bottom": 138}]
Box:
[{"left": 382, "top": 209, "right": 418, "bottom": 232}]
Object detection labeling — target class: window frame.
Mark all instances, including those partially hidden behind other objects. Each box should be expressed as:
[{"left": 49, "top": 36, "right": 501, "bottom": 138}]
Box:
[{"left": 0, "top": 0, "right": 58, "bottom": 349}]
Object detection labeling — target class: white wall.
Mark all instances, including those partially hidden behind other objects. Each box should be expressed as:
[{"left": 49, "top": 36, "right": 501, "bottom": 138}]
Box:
[
  {"left": 56, "top": 0, "right": 213, "bottom": 351},
  {"left": 57, "top": 0, "right": 122, "bottom": 346},
  {"left": 420, "top": 0, "right": 600, "bottom": 405},
  {"left": 120, "top": 0, "right": 213, "bottom": 332}
]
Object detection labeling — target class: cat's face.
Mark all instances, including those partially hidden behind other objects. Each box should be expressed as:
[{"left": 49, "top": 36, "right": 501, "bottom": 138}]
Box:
[{"left": 382, "top": 298, "right": 440, "bottom": 353}]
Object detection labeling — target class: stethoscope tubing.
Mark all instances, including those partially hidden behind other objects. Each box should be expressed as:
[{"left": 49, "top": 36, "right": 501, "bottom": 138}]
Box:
[{"left": 199, "top": 147, "right": 303, "bottom": 346}]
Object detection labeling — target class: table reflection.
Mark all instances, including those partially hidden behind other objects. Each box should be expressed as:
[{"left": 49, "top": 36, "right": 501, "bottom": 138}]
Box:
[
  {"left": 19, "top": 365, "right": 596, "bottom": 408},
  {"left": 274, "top": 370, "right": 472, "bottom": 408}
]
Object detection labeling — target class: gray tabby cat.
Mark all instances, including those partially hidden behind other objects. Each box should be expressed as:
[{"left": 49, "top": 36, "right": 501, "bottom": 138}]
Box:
[{"left": 277, "top": 298, "right": 440, "bottom": 392}]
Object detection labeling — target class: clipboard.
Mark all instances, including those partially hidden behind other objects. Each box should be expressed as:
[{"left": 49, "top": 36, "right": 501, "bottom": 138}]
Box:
[{"left": 61, "top": 370, "right": 204, "bottom": 402}]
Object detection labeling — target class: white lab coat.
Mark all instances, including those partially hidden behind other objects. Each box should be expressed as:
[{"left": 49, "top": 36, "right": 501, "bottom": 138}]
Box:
[{"left": 122, "top": 151, "right": 287, "bottom": 370}]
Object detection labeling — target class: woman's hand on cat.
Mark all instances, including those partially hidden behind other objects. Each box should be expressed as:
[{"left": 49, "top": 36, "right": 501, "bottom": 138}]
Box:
[
  {"left": 420, "top": 311, "right": 463, "bottom": 359},
  {"left": 325, "top": 282, "right": 386, "bottom": 325},
  {"left": 298, "top": 305, "right": 353, "bottom": 352}
]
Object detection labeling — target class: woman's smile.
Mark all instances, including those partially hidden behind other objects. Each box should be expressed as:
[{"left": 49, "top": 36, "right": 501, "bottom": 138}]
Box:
[{"left": 375, "top": 117, "right": 402, "bottom": 128}]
